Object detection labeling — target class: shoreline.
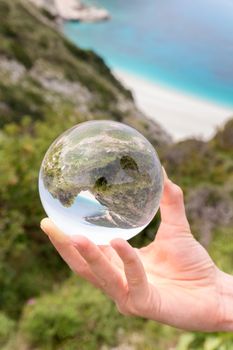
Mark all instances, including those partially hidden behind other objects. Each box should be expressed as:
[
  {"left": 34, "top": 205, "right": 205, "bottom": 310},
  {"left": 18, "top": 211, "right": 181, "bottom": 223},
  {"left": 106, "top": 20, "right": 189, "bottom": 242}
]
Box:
[{"left": 114, "top": 69, "right": 233, "bottom": 141}]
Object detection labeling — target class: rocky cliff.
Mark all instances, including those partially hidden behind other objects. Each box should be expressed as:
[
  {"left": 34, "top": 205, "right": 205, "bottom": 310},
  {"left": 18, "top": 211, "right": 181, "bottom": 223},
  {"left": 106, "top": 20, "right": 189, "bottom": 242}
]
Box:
[{"left": 0, "top": 0, "right": 172, "bottom": 148}]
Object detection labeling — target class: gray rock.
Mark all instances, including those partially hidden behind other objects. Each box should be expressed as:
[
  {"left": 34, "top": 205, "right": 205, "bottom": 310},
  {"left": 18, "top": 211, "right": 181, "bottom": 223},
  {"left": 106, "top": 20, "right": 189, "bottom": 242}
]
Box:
[{"left": 0, "top": 57, "right": 26, "bottom": 82}]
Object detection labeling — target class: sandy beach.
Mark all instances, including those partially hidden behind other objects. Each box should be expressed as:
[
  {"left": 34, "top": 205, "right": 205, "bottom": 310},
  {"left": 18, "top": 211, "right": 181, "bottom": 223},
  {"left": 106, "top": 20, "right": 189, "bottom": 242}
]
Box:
[{"left": 114, "top": 70, "right": 233, "bottom": 141}]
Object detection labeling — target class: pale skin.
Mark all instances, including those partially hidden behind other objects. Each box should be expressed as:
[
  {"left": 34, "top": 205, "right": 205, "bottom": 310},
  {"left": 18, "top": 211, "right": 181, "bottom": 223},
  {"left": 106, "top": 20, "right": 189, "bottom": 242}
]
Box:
[{"left": 40, "top": 170, "right": 233, "bottom": 332}]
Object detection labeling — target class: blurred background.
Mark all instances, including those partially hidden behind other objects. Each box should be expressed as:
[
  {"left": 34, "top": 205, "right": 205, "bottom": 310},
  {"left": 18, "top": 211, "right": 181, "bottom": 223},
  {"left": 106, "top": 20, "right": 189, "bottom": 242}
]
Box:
[{"left": 0, "top": 0, "right": 233, "bottom": 349}]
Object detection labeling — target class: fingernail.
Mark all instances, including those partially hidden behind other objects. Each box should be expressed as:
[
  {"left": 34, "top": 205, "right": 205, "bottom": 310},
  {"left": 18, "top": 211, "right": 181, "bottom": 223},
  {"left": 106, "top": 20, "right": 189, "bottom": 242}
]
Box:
[
  {"left": 40, "top": 222, "right": 47, "bottom": 234},
  {"left": 40, "top": 218, "right": 49, "bottom": 231},
  {"left": 162, "top": 166, "right": 168, "bottom": 180}
]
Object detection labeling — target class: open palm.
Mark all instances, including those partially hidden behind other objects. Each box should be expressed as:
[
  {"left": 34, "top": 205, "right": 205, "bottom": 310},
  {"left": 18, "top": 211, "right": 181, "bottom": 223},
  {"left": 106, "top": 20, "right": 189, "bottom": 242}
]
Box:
[{"left": 41, "top": 173, "right": 225, "bottom": 332}]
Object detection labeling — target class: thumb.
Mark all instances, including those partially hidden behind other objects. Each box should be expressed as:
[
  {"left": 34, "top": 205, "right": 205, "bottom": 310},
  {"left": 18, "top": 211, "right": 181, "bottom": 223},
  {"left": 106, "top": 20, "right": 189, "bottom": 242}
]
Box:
[{"left": 159, "top": 168, "right": 190, "bottom": 229}]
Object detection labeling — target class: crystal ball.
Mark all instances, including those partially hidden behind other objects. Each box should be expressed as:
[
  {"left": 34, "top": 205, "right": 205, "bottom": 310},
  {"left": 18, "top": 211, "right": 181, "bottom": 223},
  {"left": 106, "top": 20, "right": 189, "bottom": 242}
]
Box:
[{"left": 39, "top": 120, "right": 164, "bottom": 245}]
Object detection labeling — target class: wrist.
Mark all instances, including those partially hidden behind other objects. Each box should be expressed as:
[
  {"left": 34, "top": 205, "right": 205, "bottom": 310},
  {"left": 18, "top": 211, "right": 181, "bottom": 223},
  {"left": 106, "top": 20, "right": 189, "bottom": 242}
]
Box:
[{"left": 217, "top": 269, "right": 233, "bottom": 331}]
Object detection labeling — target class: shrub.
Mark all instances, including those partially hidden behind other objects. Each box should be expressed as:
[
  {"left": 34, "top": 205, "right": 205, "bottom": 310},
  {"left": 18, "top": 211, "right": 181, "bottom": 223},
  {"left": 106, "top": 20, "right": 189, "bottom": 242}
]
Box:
[
  {"left": 0, "top": 313, "right": 15, "bottom": 346},
  {"left": 10, "top": 43, "right": 33, "bottom": 69},
  {"left": 176, "top": 331, "right": 233, "bottom": 350},
  {"left": 20, "top": 278, "right": 129, "bottom": 349}
]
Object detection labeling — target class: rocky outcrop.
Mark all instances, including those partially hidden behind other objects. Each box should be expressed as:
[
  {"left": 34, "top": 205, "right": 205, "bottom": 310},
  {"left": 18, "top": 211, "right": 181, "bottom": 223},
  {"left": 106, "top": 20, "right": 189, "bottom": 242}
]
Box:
[
  {"left": 0, "top": 57, "right": 26, "bottom": 82},
  {"left": 28, "top": 0, "right": 110, "bottom": 22},
  {"left": 186, "top": 185, "right": 233, "bottom": 247},
  {"left": 0, "top": 0, "right": 172, "bottom": 146}
]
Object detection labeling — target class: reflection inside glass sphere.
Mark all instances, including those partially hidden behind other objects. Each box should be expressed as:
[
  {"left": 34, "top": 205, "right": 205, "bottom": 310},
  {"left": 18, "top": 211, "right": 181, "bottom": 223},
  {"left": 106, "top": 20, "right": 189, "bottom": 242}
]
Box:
[{"left": 39, "top": 120, "right": 164, "bottom": 244}]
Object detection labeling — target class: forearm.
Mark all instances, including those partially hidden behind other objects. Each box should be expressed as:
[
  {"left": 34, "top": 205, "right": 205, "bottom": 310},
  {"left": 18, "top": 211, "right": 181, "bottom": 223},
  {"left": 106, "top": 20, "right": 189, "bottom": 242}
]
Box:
[{"left": 218, "top": 270, "right": 233, "bottom": 331}]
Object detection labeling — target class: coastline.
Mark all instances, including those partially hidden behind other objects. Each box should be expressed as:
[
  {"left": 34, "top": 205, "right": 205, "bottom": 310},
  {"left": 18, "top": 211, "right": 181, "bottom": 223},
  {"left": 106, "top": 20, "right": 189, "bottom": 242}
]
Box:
[
  {"left": 114, "top": 70, "right": 233, "bottom": 141},
  {"left": 28, "top": 0, "right": 110, "bottom": 22}
]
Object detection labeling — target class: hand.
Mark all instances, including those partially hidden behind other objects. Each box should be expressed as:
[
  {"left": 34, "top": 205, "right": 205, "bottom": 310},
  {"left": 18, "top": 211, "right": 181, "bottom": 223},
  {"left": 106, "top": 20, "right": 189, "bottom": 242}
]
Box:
[{"left": 40, "top": 171, "right": 232, "bottom": 332}]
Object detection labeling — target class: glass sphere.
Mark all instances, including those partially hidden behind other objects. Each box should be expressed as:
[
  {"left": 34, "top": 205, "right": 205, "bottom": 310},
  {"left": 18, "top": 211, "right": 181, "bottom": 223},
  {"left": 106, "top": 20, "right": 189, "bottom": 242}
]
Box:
[{"left": 39, "top": 120, "right": 164, "bottom": 245}]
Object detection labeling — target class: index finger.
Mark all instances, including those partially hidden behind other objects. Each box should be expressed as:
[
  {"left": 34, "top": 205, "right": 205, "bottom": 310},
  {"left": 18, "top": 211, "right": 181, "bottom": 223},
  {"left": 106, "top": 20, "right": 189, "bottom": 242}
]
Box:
[
  {"left": 110, "top": 238, "right": 150, "bottom": 303},
  {"left": 40, "top": 218, "right": 101, "bottom": 287},
  {"left": 72, "top": 236, "right": 126, "bottom": 301}
]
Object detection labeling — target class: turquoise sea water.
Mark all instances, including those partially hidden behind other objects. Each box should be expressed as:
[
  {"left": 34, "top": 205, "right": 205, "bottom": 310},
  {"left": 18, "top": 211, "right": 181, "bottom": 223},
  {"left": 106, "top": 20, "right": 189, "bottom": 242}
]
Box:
[{"left": 64, "top": 0, "right": 233, "bottom": 107}]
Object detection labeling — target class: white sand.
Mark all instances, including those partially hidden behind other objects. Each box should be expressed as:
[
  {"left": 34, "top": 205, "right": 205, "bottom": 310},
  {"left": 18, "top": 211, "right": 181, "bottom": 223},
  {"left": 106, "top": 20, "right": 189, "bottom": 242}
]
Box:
[{"left": 114, "top": 70, "right": 233, "bottom": 141}]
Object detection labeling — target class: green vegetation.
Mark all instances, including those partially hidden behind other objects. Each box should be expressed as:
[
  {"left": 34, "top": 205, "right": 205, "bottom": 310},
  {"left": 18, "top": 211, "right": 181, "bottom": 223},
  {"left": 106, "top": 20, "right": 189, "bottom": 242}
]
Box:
[
  {"left": 0, "top": 0, "right": 232, "bottom": 348},
  {"left": 0, "top": 313, "right": 15, "bottom": 347}
]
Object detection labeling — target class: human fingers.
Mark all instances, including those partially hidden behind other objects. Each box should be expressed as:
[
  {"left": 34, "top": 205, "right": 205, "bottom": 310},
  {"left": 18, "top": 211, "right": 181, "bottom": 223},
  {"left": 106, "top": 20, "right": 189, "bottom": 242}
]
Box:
[
  {"left": 40, "top": 218, "right": 101, "bottom": 287},
  {"left": 110, "top": 238, "right": 150, "bottom": 305},
  {"left": 40, "top": 218, "right": 69, "bottom": 244},
  {"left": 160, "top": 168, "right": 190, "bottom": 229},
  {"left": 72, "top": 236, "right": 126, "bottom": 301},
  {"left": 99, "top": 245, "right": 124, "bottom": 271}
]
